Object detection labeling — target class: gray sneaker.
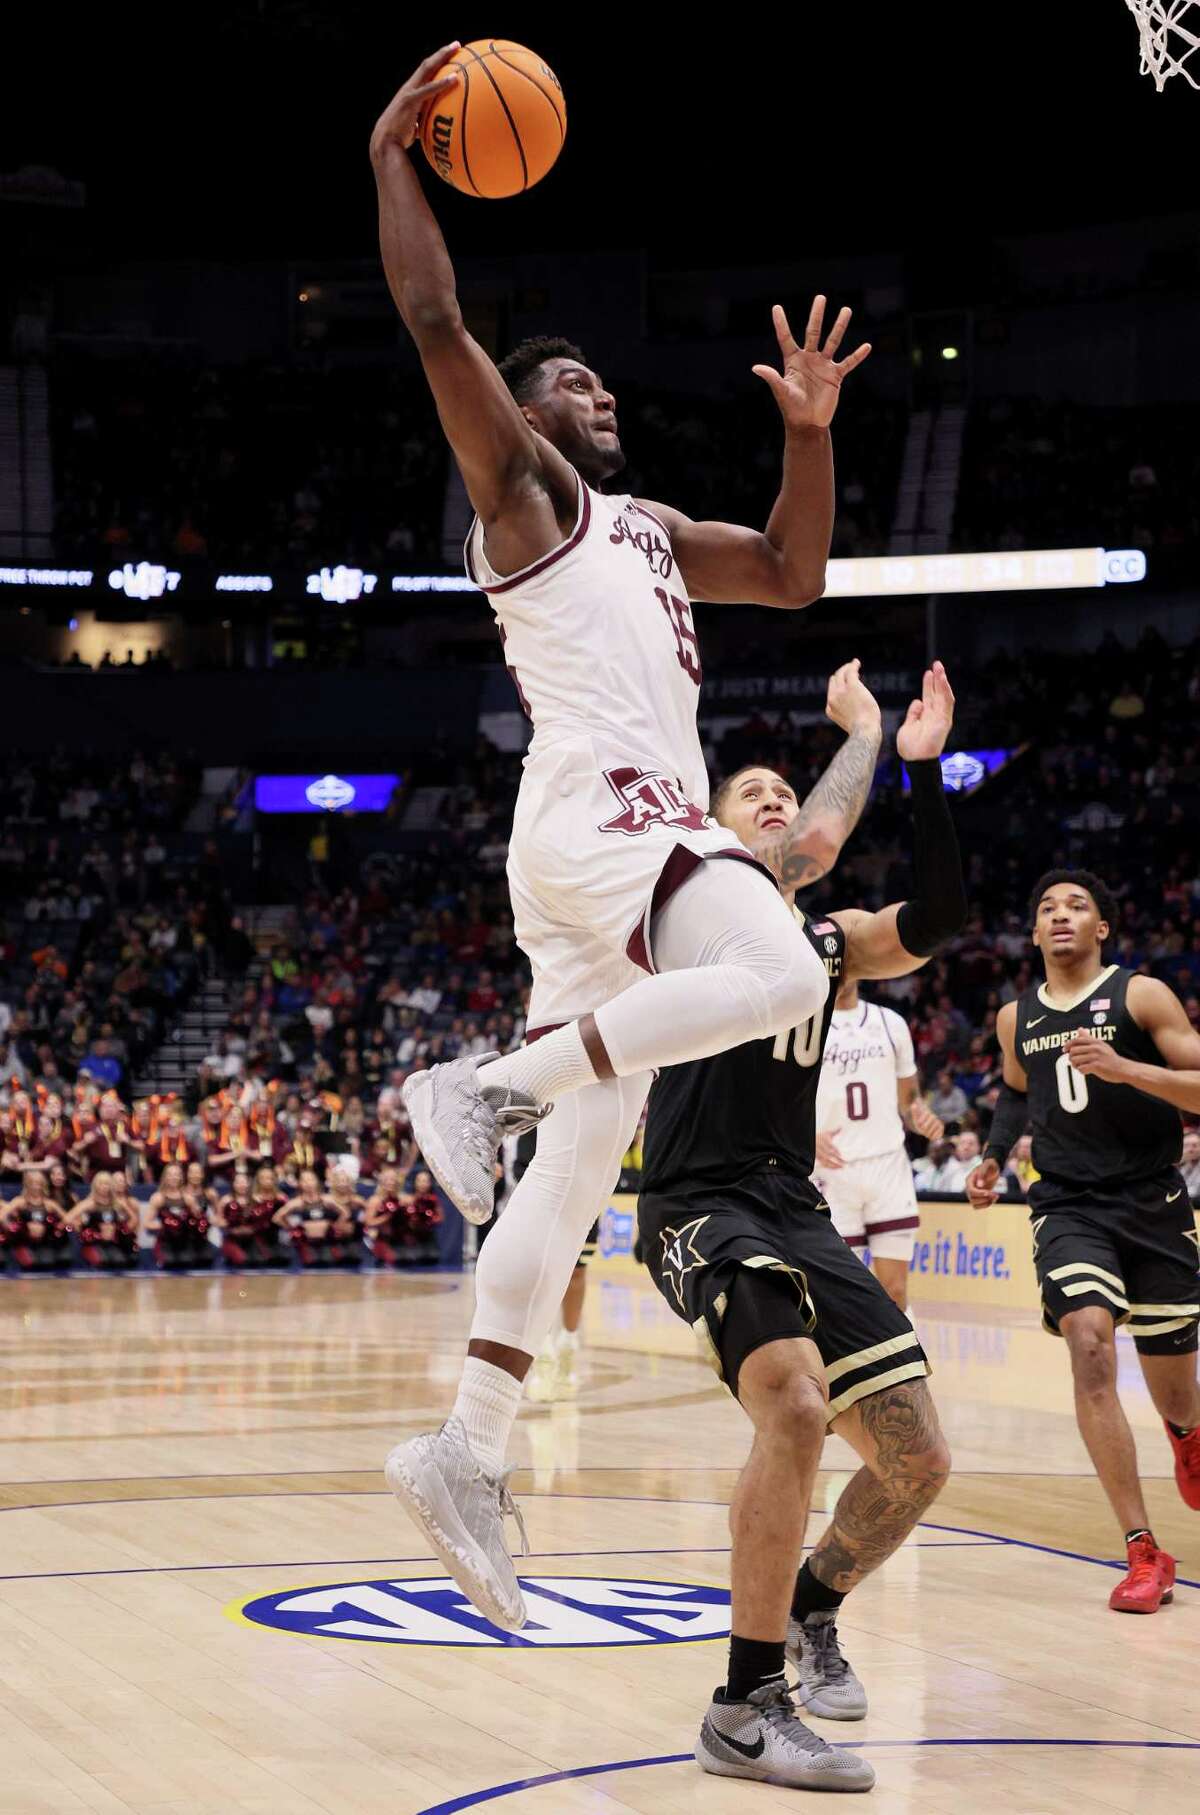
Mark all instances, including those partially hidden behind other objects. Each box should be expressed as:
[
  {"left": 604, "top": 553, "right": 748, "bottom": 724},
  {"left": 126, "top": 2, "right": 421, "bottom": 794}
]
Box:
[
  {"left": 696, "top": 1680, "right": 875, "bottom": 1791},
  {"left": 384, "top": 1416, "right": 530, "bottom": 1630},
  {"left": 402, "top": 1053, "right": 548, "bottom": 1225},
  {"left": 787, "top": 1611, "right": 869, "bottom": 1720}
]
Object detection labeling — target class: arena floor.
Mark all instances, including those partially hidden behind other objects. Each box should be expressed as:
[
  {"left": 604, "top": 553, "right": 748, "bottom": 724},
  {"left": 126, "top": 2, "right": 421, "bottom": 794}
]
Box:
[{"left": 3, "top": 1266, "right": 1199, "bottom": 1813}]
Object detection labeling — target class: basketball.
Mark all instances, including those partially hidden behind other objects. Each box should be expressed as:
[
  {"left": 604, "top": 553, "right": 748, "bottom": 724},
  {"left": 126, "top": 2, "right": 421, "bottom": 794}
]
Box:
[{"left": 419, "top": 39, "right": 566, "bottom": 199}]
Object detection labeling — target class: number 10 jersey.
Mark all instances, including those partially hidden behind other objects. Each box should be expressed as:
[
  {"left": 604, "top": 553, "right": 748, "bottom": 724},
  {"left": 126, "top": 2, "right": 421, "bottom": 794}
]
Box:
[
  {"left": 1015, "top": 964, "right": 1181, "bottom": 1185},
  {"left": 640, "top": 910, "right": 846, "bottom": 1200}
]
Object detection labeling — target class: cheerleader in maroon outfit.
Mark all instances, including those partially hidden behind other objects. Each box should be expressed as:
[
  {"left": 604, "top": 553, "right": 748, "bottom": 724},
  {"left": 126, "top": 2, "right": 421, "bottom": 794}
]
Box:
[
  {"left": 145, "top": 1162, "right": 210, "bottom": 1269},
  {"left": 63, "top": 1172, "right": 138, "bottom": 1269},
  {"left": 363, "top": 1165, "right": 407, "bottom": 1267},
  {"left": 406, "top": 1167, "right": 444, "bottom": 1266},
  {"left": 273, "top": 1168, "right": 351, "bottom": 1268},
  {"left": 214, "top": 1167, "right": 259, "bottom": 1269},
  {"left": 249, "top": 1164, "right": 288, "bottom": 1266},
  {"left": 2, "top": 1171, "right": 72, "bottom": 1271}
]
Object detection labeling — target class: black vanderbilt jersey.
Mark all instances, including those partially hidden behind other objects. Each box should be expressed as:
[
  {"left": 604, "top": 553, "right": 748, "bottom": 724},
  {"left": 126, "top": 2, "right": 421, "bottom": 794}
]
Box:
[
  {"left": 1014, "top": 963, "right": 1181, "bottom": 1186},
  {"left": 640, "top": 910, "right": 847, "bottom": 1198}
]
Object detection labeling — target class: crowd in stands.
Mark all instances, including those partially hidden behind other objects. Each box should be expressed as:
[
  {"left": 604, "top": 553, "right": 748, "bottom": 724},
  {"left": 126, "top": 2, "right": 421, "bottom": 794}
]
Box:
[
  {"left": 47, "top": 350, "right": 905, "bottom": 569},
  {"left": 6, "top": 627, "right": 1200, "bottom": 1281},
  {"left": 51, "top": 352, "right": 447, "bottom": 569},
  {"left": 955, "top": 398, "right": 1200, "bottom": 581},
  {"left": 46, "top": 348, "right": 1200, "bottom": 584}
]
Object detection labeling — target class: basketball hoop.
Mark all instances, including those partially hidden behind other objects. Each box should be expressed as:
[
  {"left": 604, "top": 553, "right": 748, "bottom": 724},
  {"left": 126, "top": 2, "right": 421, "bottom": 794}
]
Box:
[{"left": 1125, "top": 0, "right": 1200, "bottom": 89}]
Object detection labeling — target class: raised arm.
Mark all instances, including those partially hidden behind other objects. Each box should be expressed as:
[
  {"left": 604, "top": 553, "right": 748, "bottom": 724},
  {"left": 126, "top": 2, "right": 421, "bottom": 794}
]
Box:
[
  {"left": 640, "top": 297, "right": 870, "bottom": 606},
  {"left": 1066, "top": 976, "right": 1200, "bottom": 1115},
  {"left": 370, "top": 51, "right": 575, "bottom": 553},
  {"left": 751, "top": 661, "right": 882, "bottom": 891},
  {"left": 835, "top": 664, "right": 965, "bottom": 981}
]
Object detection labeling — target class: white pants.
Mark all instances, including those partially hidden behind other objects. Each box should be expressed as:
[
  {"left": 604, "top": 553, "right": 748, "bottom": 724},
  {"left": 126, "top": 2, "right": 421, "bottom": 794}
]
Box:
[
  {"left": 471, "top": 1072, "right": 650, "bottom": 1353},
  {"left": 819, "top": 1147, "right": 921, "bottom": 1265}
]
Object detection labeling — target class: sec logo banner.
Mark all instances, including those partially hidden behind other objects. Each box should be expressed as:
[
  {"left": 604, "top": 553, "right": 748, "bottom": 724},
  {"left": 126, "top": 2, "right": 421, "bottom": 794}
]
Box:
[{"left": 230, "top": 1574, "right": 730, "bottom": 1648}]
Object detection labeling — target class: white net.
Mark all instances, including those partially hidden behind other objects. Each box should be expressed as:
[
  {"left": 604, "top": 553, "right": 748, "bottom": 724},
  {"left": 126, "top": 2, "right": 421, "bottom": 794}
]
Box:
[{"left": 1125, "top": 0, "right": 1200, "bottom": 89}]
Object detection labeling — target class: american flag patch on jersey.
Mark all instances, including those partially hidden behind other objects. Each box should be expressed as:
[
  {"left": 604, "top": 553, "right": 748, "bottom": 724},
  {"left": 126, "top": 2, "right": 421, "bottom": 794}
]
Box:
[
  {"left": 1089, "top": 998, "right": 1110, "bottom": 1011},
  {"left": 809, "top": 921, "right": 837, "bottom": 934}
]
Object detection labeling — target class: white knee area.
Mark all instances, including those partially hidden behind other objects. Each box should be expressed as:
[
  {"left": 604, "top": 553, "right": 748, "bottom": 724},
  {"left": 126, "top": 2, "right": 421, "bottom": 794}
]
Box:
[
  {"left": 470, "top": 1073, "right": 650, "bottom": 1356},
  {"left": 651, "top": 857, "right": 830, "bottom": 1037}
]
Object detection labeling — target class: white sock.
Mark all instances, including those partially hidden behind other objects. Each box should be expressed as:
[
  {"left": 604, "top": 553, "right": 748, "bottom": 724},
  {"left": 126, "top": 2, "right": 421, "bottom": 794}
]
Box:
[
  {"left": 483, "top": 1023, "right": 597, "bottom": 1107},
  {"left": 452, "top": 1358, "right": 523, "bottom": 1476},
  {"left": 558, "top": 1327, "right": 580, "bottom": 1352}
]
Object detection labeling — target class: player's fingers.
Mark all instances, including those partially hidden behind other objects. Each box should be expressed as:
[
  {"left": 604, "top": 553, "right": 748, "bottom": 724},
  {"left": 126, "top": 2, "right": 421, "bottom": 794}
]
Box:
[
  {"left": 417, "top": 40, "right": 461, "bottom": 79},
  {"left": 751, "top": 364, "right": 786, "bottom": 399},
  {"left": 821, "top": 305, "right": 852, "bottom": 357},
  {"left": 413, "top": 72, "right": 462, "bottom": 102},
  {"left": 836, "top": 341, "right": 873, "bottom": 374},
  {"left": 802, "top": 295, "right": 825, "bottom": 352},
  {"left": 772, "top": 303, "right": 800, "bottom": 356}
]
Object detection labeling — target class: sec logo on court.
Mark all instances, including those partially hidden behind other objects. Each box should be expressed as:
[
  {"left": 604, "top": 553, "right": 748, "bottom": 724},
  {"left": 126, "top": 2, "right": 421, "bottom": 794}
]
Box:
[{"left": 229, "top": 1574, "right": 730, "bottom": 1647}]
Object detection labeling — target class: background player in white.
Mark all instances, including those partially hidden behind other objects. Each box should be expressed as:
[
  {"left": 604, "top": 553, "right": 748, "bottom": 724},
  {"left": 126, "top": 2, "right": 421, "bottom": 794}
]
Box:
[
  {"left": 370, "top": 49, "right": 873, "bottom": 1629},
  {"left": 815, "top": 982, "right": 942, "bottom": 1310}
]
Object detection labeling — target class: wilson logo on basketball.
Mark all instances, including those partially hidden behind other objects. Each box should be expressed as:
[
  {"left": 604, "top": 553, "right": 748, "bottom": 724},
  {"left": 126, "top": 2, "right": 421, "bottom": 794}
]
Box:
[
  {"left": 429, "top": 113, "right": 454, "bottom": 181},
  {"left": 598, "top": 767, "right": 709, "bottom": 837},
  {"left": 230, "top": 1575, "right": 730, "bottom": 1648}
]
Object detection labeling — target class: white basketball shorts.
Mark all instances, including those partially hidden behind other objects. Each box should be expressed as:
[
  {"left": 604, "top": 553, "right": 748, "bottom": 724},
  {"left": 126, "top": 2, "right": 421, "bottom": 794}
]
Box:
[
  {"left": 819, "top": 1146, "right": 921, "bottom": 1265},
  {"left": 507, "top": 739, "right": 771, "bottom": 1033}
]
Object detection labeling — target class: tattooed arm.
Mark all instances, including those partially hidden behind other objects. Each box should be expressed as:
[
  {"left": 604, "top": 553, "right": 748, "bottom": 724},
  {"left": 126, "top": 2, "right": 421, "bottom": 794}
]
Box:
[{"left": 751, "top": 660, "right": 882, "bottom": 895}]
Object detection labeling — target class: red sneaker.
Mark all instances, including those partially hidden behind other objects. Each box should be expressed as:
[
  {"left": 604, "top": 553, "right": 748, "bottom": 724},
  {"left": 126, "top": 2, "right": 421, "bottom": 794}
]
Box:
[
  {"left": 1109, "top": 1536, "right": 1175, "bottom": 1613},
  {"left": 1164, "top": 1420, "right": 1200, "bottom": 1511}
]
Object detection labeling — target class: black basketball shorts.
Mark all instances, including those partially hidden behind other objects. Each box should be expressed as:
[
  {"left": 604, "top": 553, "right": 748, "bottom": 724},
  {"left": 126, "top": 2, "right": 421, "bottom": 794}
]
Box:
[
  {"left": 1030, "top": 1169, "right": 1200, "bottom": 1356},
  {"left": 638, "top": 1168, "right": 929, "bottom": 1413}
]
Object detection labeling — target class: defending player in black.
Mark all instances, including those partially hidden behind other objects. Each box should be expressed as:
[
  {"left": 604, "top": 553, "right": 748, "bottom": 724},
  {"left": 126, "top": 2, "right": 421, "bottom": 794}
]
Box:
[
  {"left": 639, "top": 662, "right": 965, "bottom": 1792},
  {"left": 968, "top": 870, "right": 1200, "bottom": 1614}
]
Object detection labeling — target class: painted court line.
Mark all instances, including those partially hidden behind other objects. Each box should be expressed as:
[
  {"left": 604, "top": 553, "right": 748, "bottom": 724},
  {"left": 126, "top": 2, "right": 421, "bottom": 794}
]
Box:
[
  {"left": 0, "top": 1540, "right": 995, "bottom": 1587},
  {"left": 416, "top": 1740, "right": 1200, "bottom": 1814}
]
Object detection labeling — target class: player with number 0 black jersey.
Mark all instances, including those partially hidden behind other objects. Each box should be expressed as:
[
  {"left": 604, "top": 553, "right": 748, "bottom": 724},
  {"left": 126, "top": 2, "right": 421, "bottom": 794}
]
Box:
[
  {"left": 640, "top": 662, "right": 965, "bottom": 1793},
  {"left": 968, "top": 869, "right": 1200, "bottom": 1614}
]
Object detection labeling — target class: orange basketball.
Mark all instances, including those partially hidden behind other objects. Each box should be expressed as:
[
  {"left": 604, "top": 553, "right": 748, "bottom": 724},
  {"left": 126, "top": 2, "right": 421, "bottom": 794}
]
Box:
[{"left": 420, "top": 39, "right": 566, "bottom": 199}]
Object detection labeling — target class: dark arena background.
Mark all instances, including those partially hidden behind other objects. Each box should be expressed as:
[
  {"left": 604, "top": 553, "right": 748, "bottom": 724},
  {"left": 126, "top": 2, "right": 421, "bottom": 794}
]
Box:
[{"left": 2, "top": 6, "right": 1200, "bottom": 1810}]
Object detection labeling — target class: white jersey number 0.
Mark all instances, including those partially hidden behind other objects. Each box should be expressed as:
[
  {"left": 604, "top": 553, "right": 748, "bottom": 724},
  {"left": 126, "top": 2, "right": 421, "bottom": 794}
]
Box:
[{"left": 1054, "top": 1050, "right": 1089, "bottom": 1114}]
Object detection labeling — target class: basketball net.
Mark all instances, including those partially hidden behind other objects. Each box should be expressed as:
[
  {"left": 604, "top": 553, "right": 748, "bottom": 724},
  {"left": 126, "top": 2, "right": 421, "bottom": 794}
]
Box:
[{"left": 1125, "top": 0, "right": 1200, "bottom": 88}]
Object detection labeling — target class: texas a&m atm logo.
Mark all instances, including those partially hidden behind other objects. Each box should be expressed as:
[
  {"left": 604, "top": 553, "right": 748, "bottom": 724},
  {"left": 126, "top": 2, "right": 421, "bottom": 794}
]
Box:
[{"left": 599, "top": 767, "right": 710, "bottom": 837}]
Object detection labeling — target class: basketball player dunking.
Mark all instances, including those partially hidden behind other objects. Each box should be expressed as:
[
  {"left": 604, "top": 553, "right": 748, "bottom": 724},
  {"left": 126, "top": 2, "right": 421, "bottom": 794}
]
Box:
[
  {"left": 967, "top": 871, "right": 1200, "bottom": 1612},
  {"left": 640, "top": 663, "right": 964, "bottom": 1791},
  {"left": 371, "top": 48, "right": 873, "bottom": 1628}
]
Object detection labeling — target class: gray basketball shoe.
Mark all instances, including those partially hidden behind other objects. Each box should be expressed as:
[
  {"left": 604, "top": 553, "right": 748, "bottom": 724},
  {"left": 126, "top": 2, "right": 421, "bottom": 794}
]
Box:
[
  {"left": 402, "top": 1052, "right": 548, "bottom": 1225},
  {"left": 385, "top": 1416, "right": 530, "bottom": 1630},
  {"left": 787, "top": 1611, "right": 869, "bottom": 1719},
  {"left": 696, "top": 1680, "right": 875, "bottom": 1791}
]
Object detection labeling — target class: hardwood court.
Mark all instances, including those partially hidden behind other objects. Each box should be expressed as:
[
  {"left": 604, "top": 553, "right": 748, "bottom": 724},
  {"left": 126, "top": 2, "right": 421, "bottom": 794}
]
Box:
[{"left": 2, "top": 1266, "right": 1198, "bottom": 1813}]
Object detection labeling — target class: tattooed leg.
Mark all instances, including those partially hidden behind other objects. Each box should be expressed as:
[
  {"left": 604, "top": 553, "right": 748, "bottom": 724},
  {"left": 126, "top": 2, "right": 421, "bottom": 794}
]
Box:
[{"left": 809, "top": 1380, "right": 951, "bottom": 1595}]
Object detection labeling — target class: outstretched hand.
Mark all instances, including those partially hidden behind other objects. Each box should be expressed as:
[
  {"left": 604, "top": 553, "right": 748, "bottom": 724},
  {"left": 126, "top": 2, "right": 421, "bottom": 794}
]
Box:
[
  {"left": 752, "top": 297, "right": 872, "bottom": 432},
  {"left": 825, "top": 658, "right": 882, "bottom": 739},
  {"left": 370, "top": 42, "right": 462, "bottom": 159},
  {"left": 896, "top": 660, "right": 956, "bottom": 763}
]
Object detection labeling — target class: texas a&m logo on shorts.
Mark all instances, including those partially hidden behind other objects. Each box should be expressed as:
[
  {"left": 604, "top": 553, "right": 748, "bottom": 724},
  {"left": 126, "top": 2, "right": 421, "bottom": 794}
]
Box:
[{"left": 598, "top": 767, "right": 709, "bottom": 837}]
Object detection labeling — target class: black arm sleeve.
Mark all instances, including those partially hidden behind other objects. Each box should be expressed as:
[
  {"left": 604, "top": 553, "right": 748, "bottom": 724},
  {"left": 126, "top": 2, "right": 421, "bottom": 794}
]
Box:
[
  {"left": 894, "top": 758, "right": 968, "bottom": 958},
  {"left": 983, "top": 1082, "right": 1029, "bottom": 1171}
]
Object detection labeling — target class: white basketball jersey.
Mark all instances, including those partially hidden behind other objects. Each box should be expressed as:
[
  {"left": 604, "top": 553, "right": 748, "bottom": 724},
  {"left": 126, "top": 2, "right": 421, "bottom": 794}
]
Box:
[
  {"left": 465, "top": 474, "right": 708, "bottom": 806},
  {"left": 816, "top": 1001, "right": 917, "bottom": 1162}
]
